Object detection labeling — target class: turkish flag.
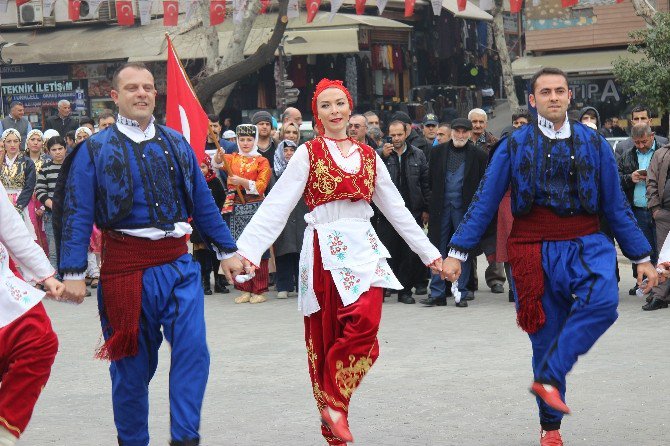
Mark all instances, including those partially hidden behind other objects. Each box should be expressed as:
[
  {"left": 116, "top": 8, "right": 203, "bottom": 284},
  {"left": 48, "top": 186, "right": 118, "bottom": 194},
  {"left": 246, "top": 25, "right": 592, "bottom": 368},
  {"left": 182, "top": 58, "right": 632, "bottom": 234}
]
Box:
[
  {"left": 561, "top": 0, "right": 578, "bottom": 6},
  {"left": 116, "top": 0, "right": 135, "bottom": 26},
  {"left": 457, "top": 0, "right": 466, "bottom": 11},
  {"left": 404, "top": 0, "right": 415, "bottom": 17},
  {"left": 16, "top": 0, "right": 31, "bottom": 6},
  {"left": 166, "top": 36, "right": 208, "bottom": 163},
  {"left": 260, "top": 0, "right": 270, "bottom": 14},
  {"left": 355, "top": 0, "right": 365, "bottom": 14},
  {"left": 68, "top": 0, "right": 81, "bottom": 20},
  {"left": 210, "top": 0, "right": 225, "bottom": 25},
  {"left": 163, "top": 0, "right": 178, "bottom": 26},
  {"left": 306, "top": 0, "right": 320, "bottom": 23},
  {"left": 510, "top": 0, "right": 523, "bottom": 13}
]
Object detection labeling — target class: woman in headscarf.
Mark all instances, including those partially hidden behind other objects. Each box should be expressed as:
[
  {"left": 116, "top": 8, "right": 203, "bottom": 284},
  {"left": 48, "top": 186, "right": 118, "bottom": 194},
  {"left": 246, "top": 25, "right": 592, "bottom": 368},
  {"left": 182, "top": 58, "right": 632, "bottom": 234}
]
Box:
[
  {"left": 273, "top": 121, "right": 301, "bottom": 178},
  {"left": 75, "top": 126, "right": 92, "bottom": 144},
  {"left": 0, "top": 128, "right": 37, "bottom": 239},
  {"left": 214, "top": 124, "right": 272, "bottom": 304},
  {"left": 25, "top": 129, "right": 49, "bottom": 255},
  {"left": 229, "top": 79, "right": 442, "bottom": 445},
  {"left": 190, "top": 154, "right": 229, "bottom": 295}
]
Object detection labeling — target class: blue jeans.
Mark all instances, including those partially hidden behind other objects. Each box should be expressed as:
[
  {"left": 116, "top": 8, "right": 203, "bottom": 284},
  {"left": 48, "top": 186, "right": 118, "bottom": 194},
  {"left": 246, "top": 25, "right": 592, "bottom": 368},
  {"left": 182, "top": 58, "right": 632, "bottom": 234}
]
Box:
[
  {"left": 430, "top": 206, "right": 472, "bottom": 297},
  {"left": 42, "top": 210, "right": 58, "bottom": 274},
  {"left": 631, "top": 207, "right": 657, "bottom": 277}
]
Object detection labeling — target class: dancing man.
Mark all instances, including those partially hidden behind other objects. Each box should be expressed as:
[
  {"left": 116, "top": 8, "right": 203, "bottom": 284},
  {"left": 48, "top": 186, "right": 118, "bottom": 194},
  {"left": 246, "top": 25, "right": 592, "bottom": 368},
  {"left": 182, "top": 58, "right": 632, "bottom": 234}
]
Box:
[
  {"left": 441, "top": 67, "right": 658, "bottom": 446},
  {"left": 223, "top": 79, "right": 442, "bottom": 445},
  {"left": 58, "top": 62, "right": 241, "bottom": 446},
  {"left": 0, "top": 181, "right": 64, "bottom": 446}
]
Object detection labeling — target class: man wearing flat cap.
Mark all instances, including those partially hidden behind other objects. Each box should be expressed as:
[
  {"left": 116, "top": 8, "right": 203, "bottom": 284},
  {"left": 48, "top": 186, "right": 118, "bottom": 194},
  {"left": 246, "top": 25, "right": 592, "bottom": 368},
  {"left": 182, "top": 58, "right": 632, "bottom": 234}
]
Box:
[
  {"left": 422, "top": 118, "right": 489, "bottom": 307},
  {"left": 251, "top": 110, "right": 277, "bottom": 169}
]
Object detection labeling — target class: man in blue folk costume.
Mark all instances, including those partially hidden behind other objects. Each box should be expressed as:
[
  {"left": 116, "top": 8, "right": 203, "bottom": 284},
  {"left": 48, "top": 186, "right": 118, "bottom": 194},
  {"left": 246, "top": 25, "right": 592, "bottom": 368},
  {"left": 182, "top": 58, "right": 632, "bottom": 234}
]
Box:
[
  {"left": 57, "top": 63, "right": 242, "bottom": 446},
  {"left": 441, "top": 67, "right": 659, "bottom": 446}
]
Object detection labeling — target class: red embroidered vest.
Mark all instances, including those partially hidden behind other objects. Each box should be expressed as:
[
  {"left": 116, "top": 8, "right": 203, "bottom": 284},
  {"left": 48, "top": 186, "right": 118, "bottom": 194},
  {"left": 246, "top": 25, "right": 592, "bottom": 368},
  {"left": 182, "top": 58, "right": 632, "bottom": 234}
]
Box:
[{"left": 304, "top": 137, "right": 376, "bottom": 210}]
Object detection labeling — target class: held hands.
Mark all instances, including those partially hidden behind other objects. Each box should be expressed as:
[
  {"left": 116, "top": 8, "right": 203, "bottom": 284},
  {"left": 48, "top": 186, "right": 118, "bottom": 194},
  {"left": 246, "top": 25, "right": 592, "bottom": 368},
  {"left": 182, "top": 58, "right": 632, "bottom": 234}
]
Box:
[
  {"left": 228, "top": 175, "right": 248, "bottom": 188},
  {"left": 42, "top": 276, "right": 65, "bottom": 300},
  {"left": 62, "top": 279, "right": 87, "bottom": 304},
  {"left": 637, "top": 261, "right": 661, "bottom": 294},
  {"left": 441, "top": 257, "right": 462, "bottom": 282},
  {"left": 219, "top": 254, "right": 247, "bottom": 283},
  {"left": 428, "top": 258, "right": 443, "bottom": 275}
]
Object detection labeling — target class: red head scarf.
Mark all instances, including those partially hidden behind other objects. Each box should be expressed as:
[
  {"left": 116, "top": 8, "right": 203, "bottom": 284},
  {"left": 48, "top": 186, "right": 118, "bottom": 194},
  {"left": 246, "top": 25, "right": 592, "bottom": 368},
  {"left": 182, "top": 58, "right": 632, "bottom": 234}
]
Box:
[
  {"left": 202, "top": 154, "right": 217, "bottom": 183},
  {"left": 311, "top": 78, "right": 354, "bottom": 136}
]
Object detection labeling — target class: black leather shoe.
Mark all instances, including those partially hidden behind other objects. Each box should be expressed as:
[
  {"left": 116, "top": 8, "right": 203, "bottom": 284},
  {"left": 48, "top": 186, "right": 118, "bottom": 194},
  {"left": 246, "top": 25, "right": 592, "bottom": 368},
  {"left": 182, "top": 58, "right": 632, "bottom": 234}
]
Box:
[
  {"left": 491, "top": 283, "right": 504, "bottom": 294},
  {"left": 398, "top": 293, "right": 415, "bottom": 304},
  {"left": 464, "top": 291, "right": 475, "bottom": 301},
  {"left": 384, "top": 289, "right": 391, "bottom": 298},
  {"left": 214, "top": 283, "right": 230, "bottom": 294},
  {"left": 414, "top": 285, "right": 428, "bottom": 295},
  {"left": 642, "top": 298, "right": 668, "bottom": 311},
  {"left": 629, "top": 285, "right": 638, "bottom": 296},
  {"left": 646, "top": 294, "right": 653, "bottom": 303},
  {"left": 454, "top": 299, "right": 468, "bottom": 307},
  {"left": 420, "top": 296, "right": 447, "bottom": 306}
]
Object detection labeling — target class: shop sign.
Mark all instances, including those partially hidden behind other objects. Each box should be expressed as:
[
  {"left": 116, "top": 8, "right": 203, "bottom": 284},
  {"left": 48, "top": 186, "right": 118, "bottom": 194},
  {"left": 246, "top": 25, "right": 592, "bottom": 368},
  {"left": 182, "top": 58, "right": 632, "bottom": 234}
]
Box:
[
  {"left": 2, "top": 80, "right": 75, "bottom": 95},
  {"left": 568, "top": 78, "right": 622, "bottom": 103}
]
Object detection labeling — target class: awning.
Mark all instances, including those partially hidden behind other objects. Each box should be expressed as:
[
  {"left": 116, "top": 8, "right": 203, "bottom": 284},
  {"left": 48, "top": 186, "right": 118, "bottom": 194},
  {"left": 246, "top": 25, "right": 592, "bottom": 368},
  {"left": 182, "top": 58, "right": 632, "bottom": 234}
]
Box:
[
  {"left": 443, "top": 0, "right": 493, "bottom": 21},
  {"left": 511, "top": 49, "right": 645, "bottom": 77}
]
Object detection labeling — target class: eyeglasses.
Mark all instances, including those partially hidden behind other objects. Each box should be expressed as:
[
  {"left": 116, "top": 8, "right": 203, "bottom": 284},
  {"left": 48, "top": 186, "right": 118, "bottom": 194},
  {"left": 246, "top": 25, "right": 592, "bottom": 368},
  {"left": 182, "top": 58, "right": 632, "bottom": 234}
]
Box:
[{"left": 348, "top": 123, "right": 365, "bottom": 129}]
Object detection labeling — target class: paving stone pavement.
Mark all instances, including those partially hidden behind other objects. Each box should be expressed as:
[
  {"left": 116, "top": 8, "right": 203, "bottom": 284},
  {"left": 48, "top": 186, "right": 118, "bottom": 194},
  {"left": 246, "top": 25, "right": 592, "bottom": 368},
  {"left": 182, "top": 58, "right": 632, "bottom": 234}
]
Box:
[{"left": 20, "top": 259, "right": 670, "bottom": 446}]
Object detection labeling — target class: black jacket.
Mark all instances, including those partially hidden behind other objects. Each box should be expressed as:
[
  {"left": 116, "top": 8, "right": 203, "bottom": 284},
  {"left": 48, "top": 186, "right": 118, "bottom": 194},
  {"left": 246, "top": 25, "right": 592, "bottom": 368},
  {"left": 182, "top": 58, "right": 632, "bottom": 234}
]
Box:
[
  {"left": 380, "top": 144, "right": 430, "bottom": 219},
  {"left": 617, "top": 139, "right": 662, "bottom": 207},
  {"left": 190, "top": 177, "right": 226, "bottom": 244},
  {"left": 45, "top": 114, "right": 80, "bottom": 136},
  {"left": 427, "top": 140, "right": 490, "bottom": 249},
  {"left": 406, "top": 129, "right": 429, "bottom": 160}
]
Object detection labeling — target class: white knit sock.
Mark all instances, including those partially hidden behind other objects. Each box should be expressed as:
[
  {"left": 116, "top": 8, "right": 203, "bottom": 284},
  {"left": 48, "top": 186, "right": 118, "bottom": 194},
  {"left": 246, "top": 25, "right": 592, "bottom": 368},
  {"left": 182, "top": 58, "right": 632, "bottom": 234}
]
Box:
[{"left": 0, "top": 426, "right": 17, "bottom": 446}]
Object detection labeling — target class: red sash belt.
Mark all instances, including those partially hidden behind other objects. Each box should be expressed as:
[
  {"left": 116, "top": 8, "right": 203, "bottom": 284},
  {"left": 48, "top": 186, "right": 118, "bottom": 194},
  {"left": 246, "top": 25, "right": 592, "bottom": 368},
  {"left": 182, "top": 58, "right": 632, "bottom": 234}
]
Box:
[
  {"left": 97, "top": 231, "right": 187, "bottom": 361},
  {"left": 507, "top": 206, "right": 599, "bottom": 334}
]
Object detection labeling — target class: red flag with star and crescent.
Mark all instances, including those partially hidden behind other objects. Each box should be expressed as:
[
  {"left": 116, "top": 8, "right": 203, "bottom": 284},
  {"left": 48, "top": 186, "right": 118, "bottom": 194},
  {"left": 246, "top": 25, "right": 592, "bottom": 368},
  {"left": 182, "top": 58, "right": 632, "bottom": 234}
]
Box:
[
  {"left": 163, "top": 0, "right": 179, "bottom": 26},
  {"left": 116, "top": 0, "right": 135, "bottom": 26},
  {"left": 165, "top": 35, "right": 208, "bottom": 163},
  {"left": 68, "top": 0, "right": 81, "bottom": 20},
  {"left": 210, "top": 0, "right": 226, "bottom": 25},
  {"left": 306, "top": 0, "right": 320, "bottom": 23}
]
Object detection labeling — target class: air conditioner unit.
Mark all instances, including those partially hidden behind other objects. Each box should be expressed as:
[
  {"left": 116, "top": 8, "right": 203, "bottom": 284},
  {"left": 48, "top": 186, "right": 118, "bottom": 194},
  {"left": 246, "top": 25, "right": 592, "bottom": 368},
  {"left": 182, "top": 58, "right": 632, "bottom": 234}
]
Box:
[
  {"left": 17, "top": 0, "right": 45, "bottom": 28},
  {"left": 78, "top": 0, "right": 117, "bottom": 21}
]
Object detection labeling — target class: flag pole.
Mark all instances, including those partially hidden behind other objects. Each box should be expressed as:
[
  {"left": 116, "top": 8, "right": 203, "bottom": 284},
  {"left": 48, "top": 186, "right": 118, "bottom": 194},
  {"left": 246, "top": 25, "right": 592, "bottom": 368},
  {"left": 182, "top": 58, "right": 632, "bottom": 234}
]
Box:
[{"left": 165, "top": 33, "right": 245, "bottom": 204}]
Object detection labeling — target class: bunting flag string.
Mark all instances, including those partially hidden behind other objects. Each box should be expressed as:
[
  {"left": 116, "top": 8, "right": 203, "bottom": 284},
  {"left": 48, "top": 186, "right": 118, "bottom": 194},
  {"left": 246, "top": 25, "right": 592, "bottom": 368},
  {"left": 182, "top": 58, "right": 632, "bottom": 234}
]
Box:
[
  {"left": 138, "top": 0, "right": 153, "bottom": 25},
  {"left": 430, "top": 0, "right": 442, "bottom": 15},
  {"left": 404, "top": 0, "right": 415, "bottom": 17},
  {"left": 355, "top": 0, "right": 366, "bottom": 15},
  {"left": 457, "top": 0, "right": 466, "bottom": 12},
  {"left": 377, "top": 0, "right": 388, "bottom": 15},
  {"left": 510, "top": 0, "right": 524, "bottom": 13}
]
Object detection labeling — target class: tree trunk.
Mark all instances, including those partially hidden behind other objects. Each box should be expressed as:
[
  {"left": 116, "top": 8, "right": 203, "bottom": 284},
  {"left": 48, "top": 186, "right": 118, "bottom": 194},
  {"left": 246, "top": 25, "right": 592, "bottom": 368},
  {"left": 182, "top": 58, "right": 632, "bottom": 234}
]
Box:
[
  {"left": 491, "top": 3, "right": 519, "bottom": 113},
  {"left": 631, "top": 0, "right": 658, "bottom": 27},
  {"left": 195, "top": 0, "right": 289, "bottom": 111}
]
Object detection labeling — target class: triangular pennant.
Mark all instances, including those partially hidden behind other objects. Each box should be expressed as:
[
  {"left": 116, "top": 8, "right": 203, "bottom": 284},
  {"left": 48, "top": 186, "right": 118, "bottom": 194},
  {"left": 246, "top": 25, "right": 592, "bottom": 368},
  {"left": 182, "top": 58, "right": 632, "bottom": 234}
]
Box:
[
  {"left": 260, "top": 0, "right": 270, "bottom": 14},
  {"left": 233, "top": 0, "right": 246, "bottom": 24},
  {"left": 306, "top": 0, "right": 320, "bottom": 23},
  {"left": 16, "top": 0, "right": 31, "bottom": 6},
  {"left": 510, "top": 0, "right": 523, "bottom": 13},
  {"left": 561, "top": 0, "right": 578, "bottom": 6},
  {"left": 138, "top": 0, "right": 153, "bottom": 25},
  {"left": 329, "top": 0, "right": 343, "bottom": 20},
  {"left": 184, "top": 0, "right": 199, "bottom": 22},
  {"left": 43, "top": 0, "right": 56, "bottom": 16},
  {"left": 430, "top": 0, "right": 441, "bottom": 15},
  {"left": 404, "top": 0, "right": 415, "bottom": 17},
  {"left": 355, "top": 0, "right": 365, "bottom": 14},
  {"left": 457, "top": 0, "right": 466, "bottom": 12},
  {"left": 68, "top": 0, "right": 82, "bottom": 20},
  {"left": 479, "top": 0, "right": 493, "bottom": 10},
  {"left": 287, "top": 0, "right": 299, "bottom": 18},
  {"left": 377, "top": 0, "right": 388, "bottom": 14},
  {"left": 163, "top": 0, "right": 179, "bottom": 26},
  {"left": 116, "top": 0, "right": 135, "bottom": 25},
  {"left": 210, "top": 0, "right": 226, "bottom": 25},
  {"left": 87, "top": 0, "right": 102, "bottom": 15}
]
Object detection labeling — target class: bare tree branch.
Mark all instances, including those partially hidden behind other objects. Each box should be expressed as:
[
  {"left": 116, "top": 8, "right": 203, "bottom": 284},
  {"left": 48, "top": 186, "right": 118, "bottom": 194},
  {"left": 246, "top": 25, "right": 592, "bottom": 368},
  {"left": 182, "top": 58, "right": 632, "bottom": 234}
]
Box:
[
  {"left": 631, "top": 0, "right": 658, "bottom": 27},
  {"left": 195, "top": 0, "right": 289, "bottom": 106}
]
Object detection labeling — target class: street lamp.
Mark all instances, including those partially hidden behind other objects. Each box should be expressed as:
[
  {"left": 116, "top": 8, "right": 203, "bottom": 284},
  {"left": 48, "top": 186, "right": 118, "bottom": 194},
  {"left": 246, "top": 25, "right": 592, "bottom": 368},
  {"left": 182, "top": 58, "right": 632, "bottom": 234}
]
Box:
[{"left": 0, "top": 41, "right": 29, "bottom": 118}]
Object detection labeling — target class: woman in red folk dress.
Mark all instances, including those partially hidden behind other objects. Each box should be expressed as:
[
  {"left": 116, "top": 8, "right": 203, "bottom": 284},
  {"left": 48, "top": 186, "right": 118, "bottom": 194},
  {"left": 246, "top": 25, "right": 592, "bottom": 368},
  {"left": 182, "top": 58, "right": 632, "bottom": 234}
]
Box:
[{"left": 232, "top": 79, "right": 442, "bottom": 445}]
